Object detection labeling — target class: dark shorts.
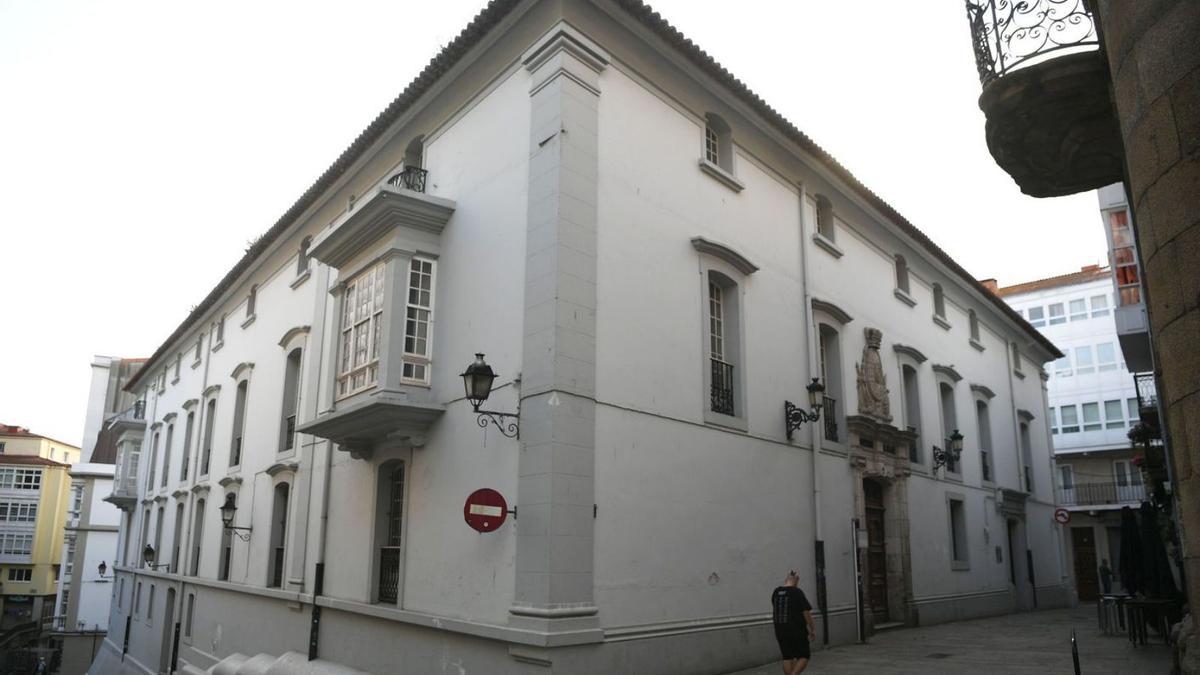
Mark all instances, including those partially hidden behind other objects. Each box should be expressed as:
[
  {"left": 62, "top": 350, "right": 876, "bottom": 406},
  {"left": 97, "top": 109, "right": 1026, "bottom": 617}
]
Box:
[{"left": 774, "top": 624, "right": 811, "bottom": 661}]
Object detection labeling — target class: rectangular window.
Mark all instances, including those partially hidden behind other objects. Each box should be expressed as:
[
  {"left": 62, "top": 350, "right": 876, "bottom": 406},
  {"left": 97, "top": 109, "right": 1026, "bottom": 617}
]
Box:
[
  {"left": 134, "top": 583, "right": 142, "bottom": 618},
  {"left": 1059, "top": 465, "right": 1075, "bottom": 490},
  {"left": 1110, "top": 210, "right": 1142, "bottom": 306},
  {"left": 148, "top": 585, "right": 155, "bottom": 620},
  {"left": 1097, "top": 342, "right": 1118, "bottom": 372},
  {"left": 230, "top": 381, "right": 248, "bottom": 467},
  {"left": 704, "top": 125, "right": 719, "bottom": 165},
  {"left": 1048, "top": 303, "right": 1066, "bottom": 325},
  {"left": 1054, "top": 355, "right": 1072, "bottom": 377},
  {"left": 1091, "top": 294, "right": 1110, "bottom": 317},
  {"left": 181, "top": 411, "right": 194, "bottom": 482},
  {"left": 1060, "top": 405, "right": 1080, "bottom": 433},
  {"left": 1075, "top": 346, "right": 1094, "bottom": 374},
  {"left": 161, "top": 424, "right": 173, "bottom": 488},
  {"left": 1113, "top": 459, "right": 1143, "bottom": 487},
  {"left": 1104, "top": 399, "right": 1125, "bottom": 429},
  {"left": 0, "top": 532, "right": 34, "bottom": 555},
  {"left": 174, "top": 355, "right": 181, "bottom": 381},
  {"left": 337, "top": 262, "right": 386, "bottom": 398},
  {"left": 0, "top": 501, "right": 39, "bottom": 523},
  {"left": 401, "top": 258, "right": 436, "bottom": 384},
  {"left": 7, "top": 568, "right": 31, "bottom": 582},
  {"left": 246, "top": 285, "right": 257, "bottom": 318},
  {"left": 1027, "top": 306, "right": 1045, "bottom": 327},
  {"left": 976, "top": 401, "right": 993, "bottom": 482},
  {"left": 1127, "top": 398, "right": 1139, "bottom": 427},
  {"left": 1082, "top": 402, "right": 1101, "bottom": 431},
  {"left": 0, "top": 468, "right": 43, "bottom": 490},
  {"left": 948, "top": 498, "right": 968, "bottom": 566},
  {"left": 1049, "top": 406, "right": 1058, "bottom": 435},
  {"left": 216, "top": 315, "right": 226, "bottom": 344},
  {"left": 185, "top": 594, "right": 195, "bottom": 637},
  {"left": 1069, "top": 298, "right": 1087, "bottom": 321},
  {"left": 709, "top": 282, "right": 724, "bottom": 361},
  {"left": 194, "top": 335, "right": 203, "bottom": 362}
]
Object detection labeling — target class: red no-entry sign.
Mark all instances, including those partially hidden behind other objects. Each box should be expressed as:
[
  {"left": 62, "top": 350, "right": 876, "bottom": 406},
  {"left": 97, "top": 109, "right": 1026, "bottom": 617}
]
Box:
[
  {"left": 1054, "top": 508, "right": 1071, "bottom": 524},
  {"left": 464, "top": 488, "right": 508, "bottom": 533}
]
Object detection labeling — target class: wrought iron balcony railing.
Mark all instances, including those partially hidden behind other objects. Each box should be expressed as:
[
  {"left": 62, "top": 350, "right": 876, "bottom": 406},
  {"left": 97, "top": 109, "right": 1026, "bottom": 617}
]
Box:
[
  {"left": 1134, "top": 372, "right": 1157, "bottom": 410},
  {"left": 823, "top": 396, "right": 838, "bottom": 443},
  {"left": 965, "top": 0, "right": 1099, "bottom": 86},
  {"left": 379, "top": 546, "right": 401, "bottom": 604},
  {"left": 710, "top": 359, "right": 735, "bottom": 416},
  {"left": 1057, "top": 481, "right": 1145, "bottom": 507},
  {"left": 387, "top": 166, "right": 428, "bottom": 194},
  {"left": 270, "top": 547, "right": 285, "bottom": 588}
]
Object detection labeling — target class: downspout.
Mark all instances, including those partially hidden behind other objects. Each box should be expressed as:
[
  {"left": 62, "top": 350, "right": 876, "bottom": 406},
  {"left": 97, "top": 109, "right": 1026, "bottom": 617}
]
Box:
[
  {"left": 306, "top": 267, "right": 333, "bottom": 661},
  {"left": 171, "top": 325, "right": 214, "bottom": 670},
  {"left": 797, "top": 182, "right": 828, "bottom": 645}
]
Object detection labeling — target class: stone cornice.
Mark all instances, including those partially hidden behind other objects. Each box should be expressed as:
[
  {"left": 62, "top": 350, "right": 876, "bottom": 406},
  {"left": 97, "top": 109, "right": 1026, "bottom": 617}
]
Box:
[
  {"left": 266, "top": 461, "right": 300, "bottom": 477},
  {"left": 203, "top": 384, "right": 221, "bottom": 398},
  {"left": 811, "top": 298, "right": 853, "bottom": 325},
  {"left": 932, "top": 364, "right": 963, "bottom": 383},
  {"left": 690, "top": 236, "right": 759, "bottom": 275},
  {"left": 278, "top": 326, "right": 311, "bottom": 349},
  {"left": 1017, "top": 409, "right": 1036, "bottom": 422},
  {"left": 970, "top": 384, "right": 996, "bottom": 400},
  {"left": 892, "top": 344, "right": 928, "bottom": 364},
  {"left": 230, "top": 362, "right": 255, "bottom": 381},
  {"left": 218, "top": 475, "right": 243, "bottom": 488},
  {"left": 181, "top": 398, "right": 199, "bottom": 411}
]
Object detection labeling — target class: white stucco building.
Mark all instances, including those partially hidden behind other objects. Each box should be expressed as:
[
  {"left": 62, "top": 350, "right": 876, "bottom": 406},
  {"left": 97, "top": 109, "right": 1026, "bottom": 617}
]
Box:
[
  {"left": 92, "top": 2, "right": 1069, "bottom": 674},
  {"left": 997, "top": 266, "right": 1143, "bottom": 601}
]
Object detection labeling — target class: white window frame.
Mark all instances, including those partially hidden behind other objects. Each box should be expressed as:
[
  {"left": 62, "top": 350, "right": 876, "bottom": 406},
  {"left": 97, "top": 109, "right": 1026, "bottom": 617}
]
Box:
[
  {"left": 1060, "top": 404, "right": 1080, "bottom": 433},
  {"left": 1048, "top": 406, "right": 1058, "bottom": 435},
  {"left": 1104, "top": 399, "right": 1125, "bottom": 429},
  {"left": 1048, "top": 303, "right": 1066, "bottom": 325},
  {"left": 1096, "top": 342, "right": 1118, "bottom": 372},
  {"left": 1059, "top": 464, "right": 1075, "bottom": 490},
  {"left": 1090, "top": 294, "right": 1110, "bottom": 317},
  {"left": 1068, "top": 298, "right": 1087, "bottom": 321},
  {"left": 1081, "top": 402, "right": 1102, "bottom": 431},
  {"left": 1075, "top": 345, "right": 1095, "bottom": 375},
  {"left": 1027, "top": 306, "right": 1045, "bottom": 327},
  {"left": 337, "top": 262, "right": 386, "bottom": 399},
  {"left": 401, "top": 257, "right": 436, "bottom": 385},
  {"left": 0, "top": 468, "right": 42, "bottom": 490}
]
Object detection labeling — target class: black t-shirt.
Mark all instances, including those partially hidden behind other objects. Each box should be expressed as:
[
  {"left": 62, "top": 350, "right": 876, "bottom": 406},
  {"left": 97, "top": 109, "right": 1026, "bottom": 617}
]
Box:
[{"left": 771, "top": 586, "right": 812, "bottom": 627}]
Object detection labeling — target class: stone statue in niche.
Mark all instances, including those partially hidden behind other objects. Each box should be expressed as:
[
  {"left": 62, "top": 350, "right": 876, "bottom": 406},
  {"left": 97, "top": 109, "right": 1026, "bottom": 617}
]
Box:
[{"left": 856, "top": 327, "right": 892, "bottom": 422}]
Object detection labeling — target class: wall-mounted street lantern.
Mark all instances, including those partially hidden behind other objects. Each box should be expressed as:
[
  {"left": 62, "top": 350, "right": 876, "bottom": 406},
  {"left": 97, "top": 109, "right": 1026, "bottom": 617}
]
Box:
[
  {"left": 461, "top": 353, "right": 519, "bottom": 438},
  {"left": 932, "top": 429, "right": 965, "bottom": 471},
  {"left": 784, "top": 378, "right": 826, "bottom": 440},
  {"left": 141, "top": 545, "right": 169, "bottom": 570},
  {"left": 219, "top": 493, "right": 253, "bottom": 541},
  {"left": 97, "top": 561, "right": 108, "bottom": 578}
]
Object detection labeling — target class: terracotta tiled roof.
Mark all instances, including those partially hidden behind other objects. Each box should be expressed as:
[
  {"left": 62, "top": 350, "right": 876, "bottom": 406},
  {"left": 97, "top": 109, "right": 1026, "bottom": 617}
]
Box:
[
  {"left": 126, "top": 0, "right": 1062, "bottom": 389},
  {"left": 0, "top": 455, "right": 70, "bottom": 468},
  {"left": 0, "top": 425, "right": 78, "bottom": 449},
  {"left": 996, "top": 265, "right": 1112, "bottom": 297}
]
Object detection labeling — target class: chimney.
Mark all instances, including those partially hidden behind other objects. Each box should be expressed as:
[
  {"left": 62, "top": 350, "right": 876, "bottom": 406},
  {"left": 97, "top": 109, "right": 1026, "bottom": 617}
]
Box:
[
  {"left": 1081, "top": 264, "right": 1101, "bottom": 273},
  {"left": 980, "top": 278, "right": 999, "bottom": 294}
]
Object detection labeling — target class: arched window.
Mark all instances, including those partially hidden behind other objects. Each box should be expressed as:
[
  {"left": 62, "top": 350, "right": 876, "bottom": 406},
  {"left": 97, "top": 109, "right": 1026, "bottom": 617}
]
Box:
[
  {"left": 901, "top": 364, "right": 921, "bottom": 462},
  {"left": 933, "top": 283, "right": 947, "bottom": 320},
  {"left": 969, "top": 310, "right": 981, "bottom": 343},
  {"left": 201, "top": 399, "right": 216, "bottom": 476},
  {"left": 707, "top": 270, "right": 741, "bottom": 419},
  {"left": 976, "top": 400, "right": 993, "bottom": 482},
  {"left": 190, "top": 498, "right": 205, "bottom": 576},
  {"left": 246, "top": 284, "right": 257, "bottom": 319},
  {"left": 1011, "top": 343, "right": 1023, "bottom": 373},
  {"left": 147, "top": 431, "right": 160, "bottom": 492},
  {"left": 161, "top": 423, "right": 174, "bottom": 489},
  {"left": 1019, "top": 422, "right": 1034, "bottom": 492},
  {"left": 267, "top": 483, "right": 290, "bottom": 588},
  {"left": 815, "top": 194, "right": 835, "bottom": 242},
  {"left": 819, "top": 324, "right": 843, "bottom": 443},
  {"left": 895, "top": 255, "right": 910, "bottom": 294},
  {"left": 229, "top": 381, "right": 248, "bottom": 468},
  {"left": 280, "top": 348, "right": 303, "bottom": 453},
  {"left": 181, "top": 411, "right": 194, "bottom": 482},
  {"left": 939, "top": 382, "right": 958, "bottom": 473},
  {"left": 152, "top": 506, "right": 165, "bottom": 567},
  {"left": 374, "top": 461, "right": 406, "bottom": 604},
  {"left": 296, "top": 236, "right": 311, "bottom": 277},
  {"left": 703, "top": 113, "right": 733, "bottom": 173},
  {"left": 171, "top": 503, "right": 184, "bottom": 573},
  {"left": 404, "top": 136, "right": 424, "bottom": 170}
]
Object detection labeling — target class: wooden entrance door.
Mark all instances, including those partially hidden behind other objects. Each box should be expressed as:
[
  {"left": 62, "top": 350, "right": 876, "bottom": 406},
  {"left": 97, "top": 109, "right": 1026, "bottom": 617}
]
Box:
[
  {"left": 864, "top": 479, "right": 889, "bottom": 623},
  {"left": 1071, "top": 527, "right": 1099, "bottom": 601}
]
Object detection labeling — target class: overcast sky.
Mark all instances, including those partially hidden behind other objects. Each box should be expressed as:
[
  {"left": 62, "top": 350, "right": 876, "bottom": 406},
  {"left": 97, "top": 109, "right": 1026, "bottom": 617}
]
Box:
[{"left": 0, "top": 1, "right": 1106, "bottom": 448}]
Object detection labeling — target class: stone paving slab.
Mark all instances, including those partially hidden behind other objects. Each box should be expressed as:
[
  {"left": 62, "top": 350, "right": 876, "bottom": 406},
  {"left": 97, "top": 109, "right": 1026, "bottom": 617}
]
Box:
[{"left": 725, "top": 607, "right": 1172, "bottom": 674}]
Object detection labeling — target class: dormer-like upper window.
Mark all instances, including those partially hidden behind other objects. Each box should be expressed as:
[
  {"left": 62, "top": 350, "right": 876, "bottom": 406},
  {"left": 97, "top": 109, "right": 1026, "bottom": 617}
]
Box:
[{"left": 704, "top": 113, "right": 732, "bottom": 172}]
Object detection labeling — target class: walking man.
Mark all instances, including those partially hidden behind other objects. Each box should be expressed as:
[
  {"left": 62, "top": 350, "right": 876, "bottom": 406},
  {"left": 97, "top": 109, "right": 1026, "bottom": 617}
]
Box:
[{"left": 771, "top": 570, "right": 816, "bottom": 675}]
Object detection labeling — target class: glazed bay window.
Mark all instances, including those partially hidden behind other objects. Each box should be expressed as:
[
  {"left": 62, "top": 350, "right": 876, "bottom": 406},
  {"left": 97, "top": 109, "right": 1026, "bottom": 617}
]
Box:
[
  {"left": 299, "top": 178, "right": 454, "bottom": 456},
  {"left": 401, "top": 258, "right": 435, "bottom": 385},
  {"left": 337, "top": 262, "right": 386, "bottom": 398}
]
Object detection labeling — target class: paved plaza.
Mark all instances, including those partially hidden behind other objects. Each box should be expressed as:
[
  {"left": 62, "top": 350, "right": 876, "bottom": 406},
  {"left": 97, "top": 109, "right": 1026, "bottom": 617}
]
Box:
[{"left": 726, "top": 606, "right": 1172, "bottom": 674}]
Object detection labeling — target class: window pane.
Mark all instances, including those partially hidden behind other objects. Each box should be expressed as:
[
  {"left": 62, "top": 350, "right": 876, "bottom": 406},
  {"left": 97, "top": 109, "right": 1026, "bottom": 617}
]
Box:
[
  {"left": 1060, "top": 405, "right": 1079, "bottom": 432},
  {"left": 1055, "top": 355, "right": 1071, "bottom": 377},
  {"left": 1082, "top": 402, "right": 1101, "bottom": 430},
  {"left": 1127, "top": 398, "right": 1139, "bottom": 426},
  {"left": 1027, "top": 306, "right": 1045, "bottom": 327},
  {"left": 1069, "top": 299, "right": 1087, "bottom": 320},
  {"left": 1097, "top": 343, "right": 1117, "bottom": 371},
  {"left": 1091, "top": 295, "right": 1110, "bottom": 317},
  {"left": 1075, "top": 346, "right": 1094, "bottom": 373},
  {"left": 1105, "top": 399, "right": 1124, "bottom": 428},
  {"left": 1048, "top": 303, "right": 1066, "bottom": 325}
]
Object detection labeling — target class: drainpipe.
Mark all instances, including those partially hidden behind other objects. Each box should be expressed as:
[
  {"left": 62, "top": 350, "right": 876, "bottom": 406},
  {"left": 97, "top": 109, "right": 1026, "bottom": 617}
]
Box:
[
  {"left": 306, "top": 267, "right": 333, "bottom": 661},
  {"left": 797, "top": 182, "right": 828, "bottom": 645}
]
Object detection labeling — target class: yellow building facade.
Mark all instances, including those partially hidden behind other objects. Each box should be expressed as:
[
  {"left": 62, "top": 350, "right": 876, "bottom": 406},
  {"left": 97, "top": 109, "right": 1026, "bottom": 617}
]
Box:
[{"left": 0, "top": 425, "right": 78, "bottom": 628}]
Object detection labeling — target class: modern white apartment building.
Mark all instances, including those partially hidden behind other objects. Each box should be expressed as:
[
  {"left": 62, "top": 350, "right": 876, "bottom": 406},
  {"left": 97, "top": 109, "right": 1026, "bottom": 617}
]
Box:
[
  {"left": 92, "top": 2, "right": 1069, "bottom": 674},
  {"left": 997, "top": 267, "right": 1144, "bottom": 601}
]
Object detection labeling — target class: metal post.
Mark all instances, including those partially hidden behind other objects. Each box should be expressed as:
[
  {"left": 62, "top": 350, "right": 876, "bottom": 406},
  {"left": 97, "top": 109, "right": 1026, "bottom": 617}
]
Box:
[
  {"left": 853, "top": 518, "right": 865, "bottom": 643},
  {"left": 1071, "top": 628, "right": 1081, "bottom": 675},
  {"left": 308, "top": 562, "right": 324, "bottom": 660},
  {"left": 1027, "top": 549, "right": 1038, "bottom": 608},
  {"left": 816, "top": 539, "right": 829, "bottom": 646},
  {"left": 171, "top": 622, "right": 181, "bottom": 672}
]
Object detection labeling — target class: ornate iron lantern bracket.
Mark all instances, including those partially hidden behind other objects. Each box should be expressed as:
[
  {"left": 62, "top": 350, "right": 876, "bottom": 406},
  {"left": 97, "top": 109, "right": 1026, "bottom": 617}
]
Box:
[
  {"left": 931, "top": 429, "right": 965, "bottom": 470},
  {"left": 785, "top": 378, "right": 826, "bottom": 440},
  {"left": 474, "top": 408, "right": 519, "bottom": 439}
]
